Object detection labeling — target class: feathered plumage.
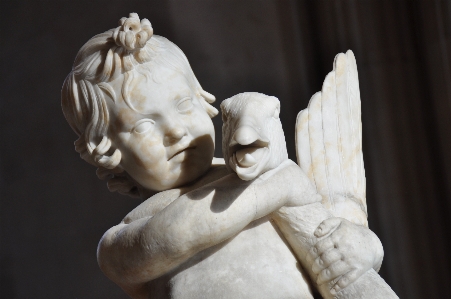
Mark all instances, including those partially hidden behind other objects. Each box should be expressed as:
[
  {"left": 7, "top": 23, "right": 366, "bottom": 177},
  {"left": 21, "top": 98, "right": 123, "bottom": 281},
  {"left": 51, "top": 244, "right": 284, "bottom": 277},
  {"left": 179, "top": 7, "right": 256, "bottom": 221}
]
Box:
[{"left": 296, "top": 50, "right": 367, "bottom": 225}]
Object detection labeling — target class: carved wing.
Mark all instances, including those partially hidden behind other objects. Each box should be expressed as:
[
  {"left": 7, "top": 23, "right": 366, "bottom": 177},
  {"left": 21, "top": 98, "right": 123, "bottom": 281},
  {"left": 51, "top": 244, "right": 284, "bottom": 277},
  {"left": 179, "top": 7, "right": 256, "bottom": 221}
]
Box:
[{"left": 295, "top": 50, "right": 367, "bottom": 226}]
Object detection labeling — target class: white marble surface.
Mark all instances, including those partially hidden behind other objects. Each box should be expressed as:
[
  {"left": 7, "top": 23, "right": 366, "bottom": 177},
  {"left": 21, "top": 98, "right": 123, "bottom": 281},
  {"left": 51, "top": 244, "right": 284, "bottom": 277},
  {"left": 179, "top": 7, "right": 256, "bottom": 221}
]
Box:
[
  {"left": 222, "top": 92, "right": 396, "bottom": 298},
  {"left": 61, "top": 13, "right": 398, "bottom": 299},
  {"left": 296, "top": 51, "right": 367, "bottom": 227}
]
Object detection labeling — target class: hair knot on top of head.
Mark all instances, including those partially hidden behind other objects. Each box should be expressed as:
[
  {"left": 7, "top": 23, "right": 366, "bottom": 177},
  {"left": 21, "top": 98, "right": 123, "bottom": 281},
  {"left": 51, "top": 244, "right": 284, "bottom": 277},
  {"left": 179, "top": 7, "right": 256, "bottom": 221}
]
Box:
[{"left": 112, "top": 13, "right": 153, "bottom": 52}]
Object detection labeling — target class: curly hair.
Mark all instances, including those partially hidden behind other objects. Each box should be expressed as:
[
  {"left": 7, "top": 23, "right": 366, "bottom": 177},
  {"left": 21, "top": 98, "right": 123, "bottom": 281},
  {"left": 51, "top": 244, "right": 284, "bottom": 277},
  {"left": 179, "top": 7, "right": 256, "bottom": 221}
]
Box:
[{"left": 61, "top": 13, "right": 217, "bottom": 198}]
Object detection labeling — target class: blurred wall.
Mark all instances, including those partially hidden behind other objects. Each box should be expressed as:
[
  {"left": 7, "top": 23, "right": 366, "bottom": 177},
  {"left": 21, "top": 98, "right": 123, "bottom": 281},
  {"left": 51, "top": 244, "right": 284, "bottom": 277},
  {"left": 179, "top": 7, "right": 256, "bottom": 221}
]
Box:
[{"left": 1, "top": 1, "right": 450, "bottom": 298}]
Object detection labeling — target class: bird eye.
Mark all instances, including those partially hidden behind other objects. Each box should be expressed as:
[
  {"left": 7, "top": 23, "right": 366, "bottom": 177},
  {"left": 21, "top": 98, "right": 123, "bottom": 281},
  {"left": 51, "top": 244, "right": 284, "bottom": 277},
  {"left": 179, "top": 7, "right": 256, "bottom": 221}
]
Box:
[
  {"left": 177, "top": 97, "right": 194, "bottom": 113},
  {"left": 133, "top": 119, "right": 155, "bottom": 134}
]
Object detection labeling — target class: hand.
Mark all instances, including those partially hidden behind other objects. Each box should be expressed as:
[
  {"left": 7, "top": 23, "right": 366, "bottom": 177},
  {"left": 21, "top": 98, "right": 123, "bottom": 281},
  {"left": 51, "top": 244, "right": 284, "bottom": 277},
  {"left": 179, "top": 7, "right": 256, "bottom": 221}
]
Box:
[{"left": 307, "top": 217, "right": 384, "bottom": 295}]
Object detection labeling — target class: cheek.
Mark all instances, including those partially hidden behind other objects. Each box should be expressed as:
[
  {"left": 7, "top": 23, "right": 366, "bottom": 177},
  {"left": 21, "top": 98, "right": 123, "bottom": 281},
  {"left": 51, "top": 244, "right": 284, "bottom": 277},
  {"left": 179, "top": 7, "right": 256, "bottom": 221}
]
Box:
[
  {"left": 133, "top": 137, "right": 166, "bottom": 169},
  {"left": 139, "top": 140, "right": 165, "bottom": 165},
  {"left": 190, "top": 109, "right": 215, "bottom": 137},
  {"left": 120, "top": 134, "right": 167, "bottom": 183}
]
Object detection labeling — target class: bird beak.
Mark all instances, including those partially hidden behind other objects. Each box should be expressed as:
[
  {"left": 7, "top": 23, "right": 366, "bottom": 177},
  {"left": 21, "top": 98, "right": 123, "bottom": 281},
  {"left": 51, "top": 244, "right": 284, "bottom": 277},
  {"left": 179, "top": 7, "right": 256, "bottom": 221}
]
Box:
[
  {"left": 229, "top": 125, "right": 269, "bottom": 147},
  {"left": 228, "top": 124, "right": 270, "bottom": 170}
]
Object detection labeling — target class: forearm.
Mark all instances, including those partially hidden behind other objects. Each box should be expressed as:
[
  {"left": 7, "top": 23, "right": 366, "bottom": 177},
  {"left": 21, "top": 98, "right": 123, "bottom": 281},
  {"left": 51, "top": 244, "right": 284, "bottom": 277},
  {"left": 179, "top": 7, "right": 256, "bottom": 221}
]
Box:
[
  {"left": 98, "top": 164, "right": 301, "bottom": 285},
  {"left": 123, "top": 165, "right": 230, "bottom": 224},
  {"left": 273, "top": 203, "right": 332, "bottom": 257},
  {"left": 273, "top": 203, "right": 390, "bottom": 299},
  {"left": 147, "top": 169, "right": 295, "bottom": 257},
  {"left": 272, "top": 203, "right": 336, "bottom": 297},
  {"left": 144, "top": 162, "right": 316, "bottom": 258}
]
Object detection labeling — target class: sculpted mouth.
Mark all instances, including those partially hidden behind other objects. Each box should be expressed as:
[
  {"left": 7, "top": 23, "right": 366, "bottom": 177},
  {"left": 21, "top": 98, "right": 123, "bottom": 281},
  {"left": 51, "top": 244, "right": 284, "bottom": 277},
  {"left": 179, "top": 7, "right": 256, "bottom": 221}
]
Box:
[
  {"left": 231, "top": 140, "right": 269, "bottom": 168},
  {"left": 168, "top": 146, "right": 196, "bottom": 161}
]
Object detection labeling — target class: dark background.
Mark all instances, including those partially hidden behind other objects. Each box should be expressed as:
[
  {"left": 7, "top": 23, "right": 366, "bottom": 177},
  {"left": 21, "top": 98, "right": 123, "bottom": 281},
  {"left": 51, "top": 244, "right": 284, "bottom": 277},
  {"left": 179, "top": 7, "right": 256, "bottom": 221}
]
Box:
[{"left": 1, "top": 1, "right": 450, "bottom": 298}]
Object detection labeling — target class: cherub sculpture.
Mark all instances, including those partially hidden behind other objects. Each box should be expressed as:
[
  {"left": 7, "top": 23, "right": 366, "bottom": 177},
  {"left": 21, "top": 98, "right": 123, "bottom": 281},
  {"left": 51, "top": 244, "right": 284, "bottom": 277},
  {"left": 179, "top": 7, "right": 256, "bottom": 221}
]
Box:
[{"left": 62, "top": 13, "right": 398, "bottom": 299}]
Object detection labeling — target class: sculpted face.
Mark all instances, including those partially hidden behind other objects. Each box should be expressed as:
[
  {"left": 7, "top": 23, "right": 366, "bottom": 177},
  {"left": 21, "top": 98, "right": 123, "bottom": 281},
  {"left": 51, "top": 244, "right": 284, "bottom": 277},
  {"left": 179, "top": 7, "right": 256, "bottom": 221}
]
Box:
[
  {"left": 221, "top": 93, "right": 288, "bottom": 181},
  {"left": 106, "top": 66, "right": 215, "bottom": 192}
]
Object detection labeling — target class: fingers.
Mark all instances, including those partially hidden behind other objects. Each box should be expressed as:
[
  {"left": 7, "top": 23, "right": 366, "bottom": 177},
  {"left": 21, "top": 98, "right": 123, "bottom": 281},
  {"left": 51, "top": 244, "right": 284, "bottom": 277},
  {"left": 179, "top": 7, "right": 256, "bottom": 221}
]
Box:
[
  {"left": 311, "top": 250, "right": 342, "bottom": 274},
  {"left": 330, "top": 269, "right": 362, "bottom": 295},
  {"left": 313, "top": 236, "right": 335, "bottom": 256},
  {"left": 310, "top": 218, "right": 344, "bottom": 264},
  {"left": 307, "top": 236, "right": 335, "bottom": 265},
  {"left": 314, "top": 217, "right": 342, "bottom": 238},
  {"left": 317, "top": 260, "right": 351, "bottom": 285}
]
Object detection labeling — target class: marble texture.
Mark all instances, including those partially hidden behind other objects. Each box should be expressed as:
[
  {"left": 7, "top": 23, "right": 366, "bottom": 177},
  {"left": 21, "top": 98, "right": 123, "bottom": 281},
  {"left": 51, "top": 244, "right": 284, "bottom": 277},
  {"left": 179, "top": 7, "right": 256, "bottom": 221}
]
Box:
[
  {"left": 222, "top": 92, "right": 397, "bottom": 298},
  {"left": 61, "top": 13, "right": 398, "bottom": 299},
  {"left": 296, "top": 51, "right": 367, "bottom": 227}
]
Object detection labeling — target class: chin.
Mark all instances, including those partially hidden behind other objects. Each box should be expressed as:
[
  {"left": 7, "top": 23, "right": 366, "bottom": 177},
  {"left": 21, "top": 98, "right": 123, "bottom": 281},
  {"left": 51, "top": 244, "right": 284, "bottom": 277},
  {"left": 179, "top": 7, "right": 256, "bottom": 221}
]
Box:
[{"left": 175, "top": 152, "right": 213, "bottom": 187}]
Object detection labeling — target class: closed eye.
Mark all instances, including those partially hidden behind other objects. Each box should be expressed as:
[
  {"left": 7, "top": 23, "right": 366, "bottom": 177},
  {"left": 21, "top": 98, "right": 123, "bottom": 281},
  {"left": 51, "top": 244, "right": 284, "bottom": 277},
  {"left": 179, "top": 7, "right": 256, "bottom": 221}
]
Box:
[
  {"left": 133, "top": 119, "right": 155, "bottom": 134},
  {"left": 177, "top": 97, "right": 194, "bottom": 113}
]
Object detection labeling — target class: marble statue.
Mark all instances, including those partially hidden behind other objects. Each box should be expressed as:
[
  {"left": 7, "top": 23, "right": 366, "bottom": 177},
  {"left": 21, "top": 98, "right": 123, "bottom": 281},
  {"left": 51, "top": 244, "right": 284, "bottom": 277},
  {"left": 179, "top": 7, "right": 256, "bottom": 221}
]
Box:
[{"left": 61, "top": 13, "right": 398, "bottom": 299}]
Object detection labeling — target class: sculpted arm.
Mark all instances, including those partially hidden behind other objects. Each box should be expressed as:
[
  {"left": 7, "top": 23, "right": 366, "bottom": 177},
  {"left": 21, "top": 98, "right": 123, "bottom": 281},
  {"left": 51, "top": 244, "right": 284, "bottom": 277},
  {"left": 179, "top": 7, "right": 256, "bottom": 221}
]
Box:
[
  {"left": 270, "top": 165, "right": 394, "bottom": 298},
  {"left": 97, "top": 163, "right": 310, "bottom": 289}
]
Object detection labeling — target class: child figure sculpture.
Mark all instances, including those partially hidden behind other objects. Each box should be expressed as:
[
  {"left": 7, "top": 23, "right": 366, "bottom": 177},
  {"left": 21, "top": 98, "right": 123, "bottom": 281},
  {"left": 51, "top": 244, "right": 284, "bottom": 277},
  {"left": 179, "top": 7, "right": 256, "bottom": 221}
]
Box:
[{"left": 62, "top": 13, "right": 395, "bottom": 299}]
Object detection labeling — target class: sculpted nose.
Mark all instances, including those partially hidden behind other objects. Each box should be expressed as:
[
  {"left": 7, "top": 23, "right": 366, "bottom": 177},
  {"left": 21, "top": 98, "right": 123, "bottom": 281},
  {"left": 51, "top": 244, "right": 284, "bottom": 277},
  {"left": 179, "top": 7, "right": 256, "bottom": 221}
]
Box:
[
  {"left": 164, "top": 124, "right": 187, "bottom": 145},
  {"left": 230, "top": 125, "right": 260, "bottom": 146}
]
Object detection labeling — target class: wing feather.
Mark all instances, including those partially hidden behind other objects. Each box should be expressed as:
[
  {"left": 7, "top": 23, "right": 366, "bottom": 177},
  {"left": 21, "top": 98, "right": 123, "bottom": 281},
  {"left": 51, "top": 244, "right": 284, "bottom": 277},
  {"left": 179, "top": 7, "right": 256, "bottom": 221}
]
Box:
[
  {"left": 295, "top": 109, "right": 313, "bottom": 184},
  {"left": 346, "top": 50, "right": 366, "bottom": 210},
  {"left": 306, "top": 92, "right": 331, "bottom": 209},
  {"left": 295, "top": 50, "right": 367, "bottom": 220},
  {"left": 334, "top": 53, "right": 355, "bottom": 206},
  {"left": 321, "top": 71, "right": 342, "bottom": 211}
]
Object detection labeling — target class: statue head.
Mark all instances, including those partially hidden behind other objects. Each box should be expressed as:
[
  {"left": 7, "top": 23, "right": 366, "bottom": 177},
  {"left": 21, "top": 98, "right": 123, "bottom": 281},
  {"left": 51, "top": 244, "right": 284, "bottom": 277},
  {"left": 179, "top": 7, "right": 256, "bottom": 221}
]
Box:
[
  {"left": 221, "top": 92, "right": 288, "bottom": 181},
  {"left": 62, "top": 13, "right": 218, "bottom": 198}
]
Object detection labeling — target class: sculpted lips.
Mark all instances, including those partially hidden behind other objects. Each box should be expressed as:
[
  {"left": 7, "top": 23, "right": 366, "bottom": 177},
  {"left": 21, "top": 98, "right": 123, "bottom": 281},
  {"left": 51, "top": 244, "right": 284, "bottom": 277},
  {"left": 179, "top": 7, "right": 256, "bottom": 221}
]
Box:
[
  {"left": 230, "top": 139, "right": 269, "bottom": 168},
  {"left": 168, "top": 146, "right": 196, "bottom": 161}
]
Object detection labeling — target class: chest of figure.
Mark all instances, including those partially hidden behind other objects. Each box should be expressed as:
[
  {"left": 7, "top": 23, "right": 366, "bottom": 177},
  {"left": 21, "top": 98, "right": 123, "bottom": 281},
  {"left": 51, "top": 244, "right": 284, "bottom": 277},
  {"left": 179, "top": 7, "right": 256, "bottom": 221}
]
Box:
[{"left": 148, "top": 218, "right": 315, "bottom": 299}]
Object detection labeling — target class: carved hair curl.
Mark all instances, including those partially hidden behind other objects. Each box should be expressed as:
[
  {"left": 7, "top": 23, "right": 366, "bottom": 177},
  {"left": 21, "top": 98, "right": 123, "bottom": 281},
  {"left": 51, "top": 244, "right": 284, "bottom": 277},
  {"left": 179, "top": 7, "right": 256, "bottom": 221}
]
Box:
[{"left": 62, "top": 13, "right": 217, "bottom": 198}]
